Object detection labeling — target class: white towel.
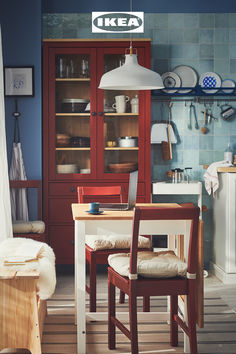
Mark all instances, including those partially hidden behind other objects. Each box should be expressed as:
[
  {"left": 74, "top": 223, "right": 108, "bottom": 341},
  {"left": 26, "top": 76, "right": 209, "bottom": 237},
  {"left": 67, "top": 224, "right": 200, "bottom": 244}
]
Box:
[
  {"left": 203, "top": 160, "right": 232, "bottom": 196},
  {"left": 151, "top": 123, "right": 177, "bottom": 144}
]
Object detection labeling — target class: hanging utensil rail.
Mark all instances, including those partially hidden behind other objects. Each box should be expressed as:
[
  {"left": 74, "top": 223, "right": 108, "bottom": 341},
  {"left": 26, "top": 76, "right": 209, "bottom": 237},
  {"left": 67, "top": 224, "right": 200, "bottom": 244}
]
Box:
[{"left": 151, "top": 96, "right": 236, "bottom": 103}]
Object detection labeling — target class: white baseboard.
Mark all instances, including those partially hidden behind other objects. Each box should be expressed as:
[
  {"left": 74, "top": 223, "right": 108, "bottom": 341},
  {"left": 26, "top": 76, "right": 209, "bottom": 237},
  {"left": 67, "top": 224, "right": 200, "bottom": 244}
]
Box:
[{"left": 210, "top": 262, "right": 236, "bottom": 284}]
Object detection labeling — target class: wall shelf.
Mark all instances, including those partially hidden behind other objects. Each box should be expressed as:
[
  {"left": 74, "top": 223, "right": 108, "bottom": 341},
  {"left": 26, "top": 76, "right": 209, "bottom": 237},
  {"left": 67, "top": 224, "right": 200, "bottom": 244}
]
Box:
[{"left": 152, "top": 85, "right": 236, "bottom": 102}]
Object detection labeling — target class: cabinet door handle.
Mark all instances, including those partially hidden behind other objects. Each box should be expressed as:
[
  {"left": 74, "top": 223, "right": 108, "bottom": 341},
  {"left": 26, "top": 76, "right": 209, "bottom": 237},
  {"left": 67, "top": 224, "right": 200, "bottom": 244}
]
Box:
[
  {"left": 91, "top": 112, "right": 97, "bottom": 116},
  {"left": 98, "top": 112, "right": 103, "bottom": 116},
  {"left": 70, "top": 187, "right": 75, "bottom": 192},
  {"left": 71, "top": 240, "right": 75, "bottom": 246}
]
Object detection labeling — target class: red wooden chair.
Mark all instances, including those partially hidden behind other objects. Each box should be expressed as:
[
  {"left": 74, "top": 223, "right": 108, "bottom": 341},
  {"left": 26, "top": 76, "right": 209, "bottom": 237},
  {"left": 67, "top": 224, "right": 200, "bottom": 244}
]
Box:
[
  {"left": 9, "top": 180, "right": 47, "bottom": 242},
  {"left": 108, "top": 205, "right": 200, "bottom": 354},
  {"left": 78, "top": 186, "right": 151, "bottom": 312}
]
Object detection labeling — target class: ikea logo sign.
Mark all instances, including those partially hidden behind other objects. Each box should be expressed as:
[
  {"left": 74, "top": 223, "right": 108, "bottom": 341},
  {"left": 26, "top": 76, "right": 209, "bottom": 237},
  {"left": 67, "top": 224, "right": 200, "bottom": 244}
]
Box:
[{"left": 92, "top": 12, "right": 144, "bottom": 33}]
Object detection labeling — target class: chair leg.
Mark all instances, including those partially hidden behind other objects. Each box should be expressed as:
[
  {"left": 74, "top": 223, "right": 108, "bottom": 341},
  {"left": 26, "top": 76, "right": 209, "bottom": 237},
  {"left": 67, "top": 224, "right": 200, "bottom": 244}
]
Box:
[
  {"left": 119, "top": 290, "right": 125, "bottom": 304},
  {"left": 108, "top": 277, "right": 116, "bottom": 349},
  {"left": 89, "top": 256, "right": 97, "bottom": 312},
  {"left": 143, "top": 296, "right": 150, "bottom": 312},
  {"left": 187, "top": 285, "right": 198, "bottom": 354},
  {"left": 170, "top": 295, "right": 178, "bottom": 347},
  {"left": 129, "top": 289, "right": 138, "bottom": 354}
]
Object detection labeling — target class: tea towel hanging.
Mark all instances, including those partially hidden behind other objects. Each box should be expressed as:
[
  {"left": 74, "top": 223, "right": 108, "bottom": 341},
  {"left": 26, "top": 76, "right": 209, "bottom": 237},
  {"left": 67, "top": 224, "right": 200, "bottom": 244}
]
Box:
[{"left": 9, "top": 102, "right": 29, "bottom": 221}]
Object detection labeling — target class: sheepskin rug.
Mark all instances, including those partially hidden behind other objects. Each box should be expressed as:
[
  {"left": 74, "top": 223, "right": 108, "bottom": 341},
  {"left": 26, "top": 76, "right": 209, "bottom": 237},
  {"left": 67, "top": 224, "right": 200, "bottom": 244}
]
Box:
[{"left": 0, "top": 237, "right": 56, "bottom": 299}]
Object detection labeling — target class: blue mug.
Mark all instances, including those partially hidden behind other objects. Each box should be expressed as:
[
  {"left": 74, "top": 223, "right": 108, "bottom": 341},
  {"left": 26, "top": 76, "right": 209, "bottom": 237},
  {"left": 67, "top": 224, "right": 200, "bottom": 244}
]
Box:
[{"left": 89, "top": 202, "right": 100, "bottom": 213}]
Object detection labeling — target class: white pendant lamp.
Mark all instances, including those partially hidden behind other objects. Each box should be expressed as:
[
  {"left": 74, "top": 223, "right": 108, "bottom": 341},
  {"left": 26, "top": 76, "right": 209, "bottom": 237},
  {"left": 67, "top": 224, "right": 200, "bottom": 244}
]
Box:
[{"left": 98, "top": 47, "right": 164, "bottom": 90}]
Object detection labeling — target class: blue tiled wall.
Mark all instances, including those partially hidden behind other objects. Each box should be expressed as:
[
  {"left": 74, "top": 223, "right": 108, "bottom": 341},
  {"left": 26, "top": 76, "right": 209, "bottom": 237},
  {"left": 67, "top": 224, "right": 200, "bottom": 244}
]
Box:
[{"left": 43, "top": 13, "right": 236, "bottom": 268}]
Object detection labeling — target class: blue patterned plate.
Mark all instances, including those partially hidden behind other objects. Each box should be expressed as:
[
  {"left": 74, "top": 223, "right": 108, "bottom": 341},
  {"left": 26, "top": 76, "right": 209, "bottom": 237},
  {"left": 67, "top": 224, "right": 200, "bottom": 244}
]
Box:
[{"left": 199, "top": 72, "right": 221, "bottom": 94}]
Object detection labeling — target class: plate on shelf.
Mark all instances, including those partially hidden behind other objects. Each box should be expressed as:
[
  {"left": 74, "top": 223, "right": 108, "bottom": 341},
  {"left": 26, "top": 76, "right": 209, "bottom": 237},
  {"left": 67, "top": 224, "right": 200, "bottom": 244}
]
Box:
[
  {"left": 172, "top": 65, "right": 198, "bottom": 94},
  {"left": 199, "top": 72, "right": 221, "bottom": 94},
  {"left": 221, "top": 79, "right": 235, "bottom": 94},
  {"left": 161, "top": 72, "right": 181, "bottom": 93}
]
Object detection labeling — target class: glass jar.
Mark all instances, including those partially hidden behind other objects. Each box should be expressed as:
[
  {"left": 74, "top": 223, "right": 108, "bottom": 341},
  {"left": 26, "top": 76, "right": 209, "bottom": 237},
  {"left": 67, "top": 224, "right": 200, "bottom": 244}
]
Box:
[{"left": 184, "top": 167, "right": 193, "bottom": 183}]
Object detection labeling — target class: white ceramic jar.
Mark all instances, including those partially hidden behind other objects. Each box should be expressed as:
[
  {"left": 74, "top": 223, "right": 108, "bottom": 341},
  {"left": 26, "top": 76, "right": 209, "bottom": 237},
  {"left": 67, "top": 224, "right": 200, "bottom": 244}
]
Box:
[{"left": 131, "top": 94, "right": 139, "bottom": 113}]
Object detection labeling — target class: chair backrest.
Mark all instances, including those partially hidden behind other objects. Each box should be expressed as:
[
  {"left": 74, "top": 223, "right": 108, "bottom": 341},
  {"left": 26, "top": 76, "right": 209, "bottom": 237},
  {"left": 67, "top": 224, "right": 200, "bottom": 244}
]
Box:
[
  {"left": 9, "top": 180, "right": 42, "bottom": 220},
  {"left": 78, "top": 185, "right": 124, "bottom": 203},
  {"left": 129, "top": 206, "right": 200, "bottom": 278}
]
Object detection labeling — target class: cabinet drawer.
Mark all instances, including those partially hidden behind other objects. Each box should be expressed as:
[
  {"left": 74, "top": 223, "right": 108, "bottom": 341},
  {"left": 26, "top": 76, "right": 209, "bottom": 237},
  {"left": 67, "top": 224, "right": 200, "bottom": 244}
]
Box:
[
  {"left": 49, "top": 182, "right": 145, "bottom": 197},
  {"left": 49, "top": 197, "right": 76, "bottom": 223},
  {"left": 49, "top": 183, "right": 79, "bottom": 196},
  {"left": 49, "top": 225, "right": 74, "bottom": 264}
]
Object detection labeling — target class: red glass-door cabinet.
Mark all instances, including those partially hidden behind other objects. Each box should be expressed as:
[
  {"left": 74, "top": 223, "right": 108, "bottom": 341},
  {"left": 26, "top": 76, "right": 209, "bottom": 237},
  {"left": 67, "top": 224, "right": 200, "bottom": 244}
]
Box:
[{"left": 43, "top": 39, "right": 151, "bottom": 264}]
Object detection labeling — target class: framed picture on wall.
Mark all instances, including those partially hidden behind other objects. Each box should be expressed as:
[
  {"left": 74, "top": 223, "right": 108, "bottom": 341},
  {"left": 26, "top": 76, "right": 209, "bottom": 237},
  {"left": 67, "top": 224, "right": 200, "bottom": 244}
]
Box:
[{"left": 4, "top": 66, "right": 34, "bottom": 97}]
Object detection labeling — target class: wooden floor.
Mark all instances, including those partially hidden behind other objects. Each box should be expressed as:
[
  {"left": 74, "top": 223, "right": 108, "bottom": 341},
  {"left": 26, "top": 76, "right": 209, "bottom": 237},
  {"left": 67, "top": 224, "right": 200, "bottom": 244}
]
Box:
[
  {"left": 41, "top": 293, "right": 236, "bottom": 354},
  {"left": 2, "top": 274, "right": 236, "bottom": 353}
]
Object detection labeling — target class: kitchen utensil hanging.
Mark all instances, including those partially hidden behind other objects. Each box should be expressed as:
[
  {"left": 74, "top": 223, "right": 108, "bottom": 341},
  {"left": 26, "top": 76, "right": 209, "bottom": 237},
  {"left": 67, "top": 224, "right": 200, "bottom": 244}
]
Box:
[
  {"left": 188, "top": 102, "right": 199, "bottom": 130},
  {"left": 161, "top": 101, "right": 173, "bottom": 160}
]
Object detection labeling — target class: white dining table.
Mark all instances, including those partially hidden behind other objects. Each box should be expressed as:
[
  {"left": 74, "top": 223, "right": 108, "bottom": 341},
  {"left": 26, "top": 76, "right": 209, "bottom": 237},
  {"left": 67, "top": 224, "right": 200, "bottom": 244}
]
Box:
[{"left": 71, "top": 203, "right": 203, "bottom": 354}]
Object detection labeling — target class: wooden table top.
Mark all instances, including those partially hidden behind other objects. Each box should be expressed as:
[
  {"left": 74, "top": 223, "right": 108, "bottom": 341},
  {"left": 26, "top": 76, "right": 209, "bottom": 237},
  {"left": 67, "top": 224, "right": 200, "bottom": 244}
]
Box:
[
  {"left": 71, "top": 203, "right": 179, "bottom": 221},
  {"left": 217, "top": 167, "right": 236, "bottom": 172}
]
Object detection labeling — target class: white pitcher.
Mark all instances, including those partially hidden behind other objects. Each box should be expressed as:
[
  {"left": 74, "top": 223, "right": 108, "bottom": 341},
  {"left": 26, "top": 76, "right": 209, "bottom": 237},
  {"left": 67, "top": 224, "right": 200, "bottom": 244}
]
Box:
[{"left": 112, "top": 95, "right": 129, "bottom": 113}]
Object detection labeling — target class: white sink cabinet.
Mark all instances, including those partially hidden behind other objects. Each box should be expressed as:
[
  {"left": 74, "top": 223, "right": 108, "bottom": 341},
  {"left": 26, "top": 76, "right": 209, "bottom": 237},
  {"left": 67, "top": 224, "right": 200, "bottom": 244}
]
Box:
[{"left": 212, "top": 172, "right": 236, "bottom": 283}]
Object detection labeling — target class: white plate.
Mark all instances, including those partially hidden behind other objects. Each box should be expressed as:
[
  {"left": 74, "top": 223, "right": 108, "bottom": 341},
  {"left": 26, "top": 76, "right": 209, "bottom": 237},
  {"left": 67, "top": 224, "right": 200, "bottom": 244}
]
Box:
[
  {"left": 172, "top": 65, "right": 198, "bottom": 94},
  {"left": 199, "top": 72, "right": 221, "bottom": 94},
  {"left": 221, "top": 79, "right": 235, "bottom": 94},
  {"left": 161, "top": 72, "right": 181, "bottom": 93}
]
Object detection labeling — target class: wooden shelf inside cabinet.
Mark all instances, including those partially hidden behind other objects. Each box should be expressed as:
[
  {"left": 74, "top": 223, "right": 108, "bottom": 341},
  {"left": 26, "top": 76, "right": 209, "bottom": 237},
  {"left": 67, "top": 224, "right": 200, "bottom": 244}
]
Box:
[
  {"left": 104, "top": 147, "right": 139, "bottom": 151},
  {"left": 55, "top": 78, "right": 90, "bottom": 82},
  {"left": 104, "top": 113, "right": 138, "bottom": 117},
  {"left": 56, "top": 147, "right": 91, "bottom": 151},
  {"left": 56, "top": 113, "right": 90, "bottom": 117}
]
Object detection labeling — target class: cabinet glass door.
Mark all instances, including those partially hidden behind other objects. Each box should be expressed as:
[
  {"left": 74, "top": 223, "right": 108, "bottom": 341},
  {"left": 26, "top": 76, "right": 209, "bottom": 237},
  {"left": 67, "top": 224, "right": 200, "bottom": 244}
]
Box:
[
  {"left": 49, "top": 48, "right": 96, "bottom": 179},
  {"left": 97, "top": 49, "right": 146, "bottom": 179}
]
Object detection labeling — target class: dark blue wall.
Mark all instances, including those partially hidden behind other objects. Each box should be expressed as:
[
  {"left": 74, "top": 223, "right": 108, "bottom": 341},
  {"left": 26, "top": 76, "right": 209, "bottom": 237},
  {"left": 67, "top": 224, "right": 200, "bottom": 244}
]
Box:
[
  {"left": 0, "top": 0, "right": 42, "bottom": 179},
  {"left": 42, "top": 0, "right": 236, "bottom": 13}
]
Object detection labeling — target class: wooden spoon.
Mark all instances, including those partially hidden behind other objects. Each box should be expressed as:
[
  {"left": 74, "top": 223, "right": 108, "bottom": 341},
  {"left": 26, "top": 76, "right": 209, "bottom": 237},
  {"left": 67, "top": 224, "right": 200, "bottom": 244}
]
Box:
[{"left": 201, "top": 108, "right": 208, "bottom": 134}]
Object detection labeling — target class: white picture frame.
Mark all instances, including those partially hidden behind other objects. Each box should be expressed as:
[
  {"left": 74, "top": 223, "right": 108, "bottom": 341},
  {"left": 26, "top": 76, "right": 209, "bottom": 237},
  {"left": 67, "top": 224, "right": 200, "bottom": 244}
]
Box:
[{"left": 4, "top": 66, "right": 34, "bottom": 97}]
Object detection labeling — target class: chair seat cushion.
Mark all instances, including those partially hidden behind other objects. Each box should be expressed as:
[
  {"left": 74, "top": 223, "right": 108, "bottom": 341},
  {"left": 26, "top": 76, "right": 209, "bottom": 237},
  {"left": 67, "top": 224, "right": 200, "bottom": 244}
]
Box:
[
  {"left": 13, "top": 220, "right": 45, "bottom": 234},
  {"left": 108, "top": 250, "right": 187, "bottom": 278},
  {"left": 86, "top": 234, "right": 150, "bottom": 251}
]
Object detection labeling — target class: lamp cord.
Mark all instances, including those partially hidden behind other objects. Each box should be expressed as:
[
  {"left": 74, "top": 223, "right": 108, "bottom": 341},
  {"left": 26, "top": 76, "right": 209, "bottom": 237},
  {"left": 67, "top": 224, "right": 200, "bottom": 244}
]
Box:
[{"left": 130, "top": 0, "right": 133, "bottom": 54}]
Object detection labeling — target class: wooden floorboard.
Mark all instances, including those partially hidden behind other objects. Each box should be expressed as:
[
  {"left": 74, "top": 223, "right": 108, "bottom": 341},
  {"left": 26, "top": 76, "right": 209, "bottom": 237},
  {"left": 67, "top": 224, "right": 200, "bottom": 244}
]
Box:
[
  {"left": 41, "top": 295, "right": 236, "bottom": 354},
  {"left": 2, "top": 295, "right": 236, "bottom": 353}
]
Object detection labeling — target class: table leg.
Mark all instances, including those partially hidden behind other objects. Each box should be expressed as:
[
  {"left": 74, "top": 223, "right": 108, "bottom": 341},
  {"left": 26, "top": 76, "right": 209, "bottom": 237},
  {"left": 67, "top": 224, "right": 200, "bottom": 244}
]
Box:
[{"left": 75, "top": 220, "right": 86, "bottom": 354}]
